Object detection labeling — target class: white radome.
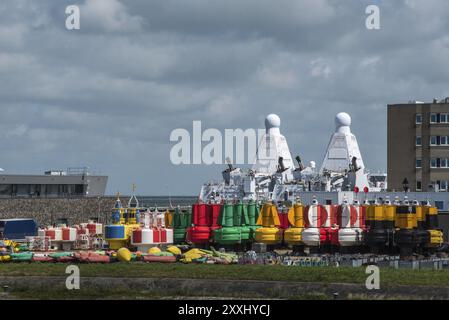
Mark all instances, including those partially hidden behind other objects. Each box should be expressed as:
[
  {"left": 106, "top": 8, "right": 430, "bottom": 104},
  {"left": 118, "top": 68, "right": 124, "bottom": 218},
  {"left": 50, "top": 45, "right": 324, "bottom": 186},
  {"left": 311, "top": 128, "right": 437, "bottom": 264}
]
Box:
[
  {"left": 265, "top": 114, "right": 281, "bottom": 129},
  {"left": 335, "top": 112, "right": 351, "bottom": 128}
]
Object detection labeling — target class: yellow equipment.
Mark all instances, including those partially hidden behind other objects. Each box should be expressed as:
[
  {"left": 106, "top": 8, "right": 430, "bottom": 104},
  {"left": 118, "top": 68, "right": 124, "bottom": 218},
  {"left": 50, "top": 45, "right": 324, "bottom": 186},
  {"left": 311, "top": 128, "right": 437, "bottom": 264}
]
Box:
[
  {"left": 424, "top": 203, "right": 443, "bottom": 247},
  {"left": 117, "top": 247, "right": 132, "bottom": 262},
  {"left": 428, "top": 229, "right": 444, "bottom": 247},
  {"left": 167, "top": 245, "right": 181, "bottom": 255},
  {"left": 395, "top": 205, "right": 417, "bottom": 230},
  {"left": 0, "top": 255, "right": 11, "bottom": 262},
  {"left": 284, "top": 201, "right": 304, "bottom": 245},
  {"left": 165, "top": 209, "right": 174, "bottom": 228},
  {"left": 148, "top": 247, "right": 162, "bottom": 255},
  {"left": 105, "top": 189, "right": 142, "bottom": 250},
  {"left": 255, "top": 202, "right": 282, "bottom": 245},
  {"left": 365, "top": 198, "right": 395, "bottom": 251}
]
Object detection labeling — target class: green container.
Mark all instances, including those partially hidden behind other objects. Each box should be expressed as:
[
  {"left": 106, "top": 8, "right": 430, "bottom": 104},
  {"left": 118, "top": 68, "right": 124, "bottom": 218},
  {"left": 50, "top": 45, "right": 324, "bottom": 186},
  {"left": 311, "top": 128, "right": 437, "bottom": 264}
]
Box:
[
  {"left": 173, "top": 208, "right": 191, "bottom": 228},
  {"left": 214, "top": 227, "right": 241, "bottom": 245},
  {"left": 247, "top": 201, "right": 260, "bottom": 226},
  {"left": 174, "top": 228, "right": 186, "bottom": 244},
  {"left": 172, "top": 208, "right": 191, "bottom": 244},
  {"left": 10, "top": 252, "right": 33, "bottom": 261},
  {"left": 240, "top": 226, "right": 251, "bottom": 241},
  {"left": 249, "top": 225, "right": 261, "bottom": 240},
  {"left": 183, "top": 209, "right": 192, "bottom": 228},
  {"left": 219, "top": 203, "right": 234, "bottom": 227},
  {"left": 49, "top": 252, "right": 73, "bottom": 259},
  {"left": 233, "top": 203, "right": 243, "bottom": 226}
]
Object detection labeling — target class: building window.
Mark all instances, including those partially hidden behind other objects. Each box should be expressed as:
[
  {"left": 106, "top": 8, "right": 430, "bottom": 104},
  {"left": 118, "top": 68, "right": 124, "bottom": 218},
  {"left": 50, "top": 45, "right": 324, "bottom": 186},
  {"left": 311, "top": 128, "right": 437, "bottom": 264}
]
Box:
[
  {"left": 435, "top": 201, "right": 444, "bottom": 210},
  {"left": 416, "top": 180, "right": 422, "bottom": 191},
  {"left": 416, "top": 136, "right": 422, "bottom": 146},
  {"left": 442, "top": 113, "right": 448, "bottom": 123},
  {"left": 430, "top": 113, "right": 437, "bottom": 123},
  {"left": 415, "top": 113, "right": 422, "bottom": 124},
  {"left": 429, "top": 157, "right": 449, "bottom": 168},
  {"left": 428, "top": 136, "right": 449, "bottom": 146},
  {"left": 430, "top": 136, "right": 437, "bottom": 145},
  {"left": 416, "top": 159, "right": 422, "bottom": 168},
  {"left": 431, "top": 158, "right": 437, "bottom": 168}
]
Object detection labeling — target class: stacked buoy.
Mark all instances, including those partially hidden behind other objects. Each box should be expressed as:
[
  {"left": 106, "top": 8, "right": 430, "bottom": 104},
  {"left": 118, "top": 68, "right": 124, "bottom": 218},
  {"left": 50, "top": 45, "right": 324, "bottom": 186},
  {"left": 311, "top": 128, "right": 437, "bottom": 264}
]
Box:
[
  {"left": 424, "top": 201, "right": 444, "bottom": 250},
  {"left": 284, "top": 199, "right": 305, "bottom": 247},
  {"left": 186, "top": 203, "right": 221, "bottom": 246},
  {"left": 61, "top": 226, "right": 77, "bottom": 250},
  {"left": 38, "top": 226, "right": 63, "bottom": 249},
  {"left": 414, "top": 200, "right": 430, "bottom": 250},
  {"left": 321, "top": 203, "right": 339, "bottom": 249},
  {"left": 302, "top": 199, "right": 338, "bottom": 250},
  {"left": 172, "top": 207, "right": 191, "bottom": 244},
  {"left": 301, "top": 199, "right": 323, "bottom": 247},
  {"left": 165, "top": 209, "right": 174, "bottom": 228},
  {"left": 131, "top": 209, "right": 174, "bottom": 252},
  {"left": 214, "top": 202, "right": 241, "bottom": 246},
  {"left": 337, "top": 199, "right": 365, "bottom": 248},
  {"left": 365, "top": 197, "right": 395, "bottom": 253},
  {"left": 86, "top": 221, "right": 103, "bottom": 236},
  {"left": 105, "top": 194, "right": 128, "bottom": 249},
  {"left": 105, "top": 189, "right": 142, "bottom": 250},
  {"left": 214, "top": 201, "right": 260, "bottom": 247},
  {"left": 242, "top": 200, "right": 261, "bottom": 243},
  {"left": 394, "top": 197, "right": 419, "bottom": 256},
  {"left": 254, "top": 201, "right": 282, "bottom": 245}
]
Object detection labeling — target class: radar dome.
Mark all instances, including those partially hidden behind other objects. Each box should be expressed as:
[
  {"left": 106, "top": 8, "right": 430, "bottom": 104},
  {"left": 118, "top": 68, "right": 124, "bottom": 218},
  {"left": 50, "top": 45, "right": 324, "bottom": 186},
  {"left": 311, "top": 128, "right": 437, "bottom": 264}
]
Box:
[
  {"left": 335, "top": 112, "right": 351, "bottom": 128},
  {"left": 265, "top": 114, "right": 281, "bottom": 129}
]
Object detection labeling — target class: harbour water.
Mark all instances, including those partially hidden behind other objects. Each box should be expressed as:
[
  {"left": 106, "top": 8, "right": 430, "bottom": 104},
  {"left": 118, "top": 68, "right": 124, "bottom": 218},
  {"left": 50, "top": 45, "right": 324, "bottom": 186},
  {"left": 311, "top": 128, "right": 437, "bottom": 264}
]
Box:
[{"left": 130, "top": 196, "right": 197, "bottom": 208}]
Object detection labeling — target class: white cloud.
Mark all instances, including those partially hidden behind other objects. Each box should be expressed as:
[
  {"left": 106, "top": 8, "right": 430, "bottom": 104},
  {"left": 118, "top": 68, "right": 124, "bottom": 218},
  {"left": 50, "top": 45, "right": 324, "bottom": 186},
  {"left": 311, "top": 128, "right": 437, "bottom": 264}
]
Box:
[
  {"left": 309, "top": 59, "right": 331, "bottom": 79},
  {"left": 256, "top": 54, "right": 299, "bottom": 89},
  {"left": 205, "top": 94, "right": 243, "bottom": 124},
  {"left": 0, "top": 0, "right": 447, "bottom": 194},
  {"left": 0, "top": 24, "right": 27, "bottom": 48},
  {"left": 80, "top": 0, "right": 143, "bottom": 32},
  {"left": 360, "top": 56, "right": 381, "bottom": 69}
]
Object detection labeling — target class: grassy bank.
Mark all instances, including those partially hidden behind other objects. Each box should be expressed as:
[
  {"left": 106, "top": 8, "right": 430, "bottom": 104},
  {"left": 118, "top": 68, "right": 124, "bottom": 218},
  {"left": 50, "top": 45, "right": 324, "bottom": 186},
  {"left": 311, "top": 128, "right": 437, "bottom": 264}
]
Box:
[{"left": 1, "top": 263, "right": 449, "bottom": 287}]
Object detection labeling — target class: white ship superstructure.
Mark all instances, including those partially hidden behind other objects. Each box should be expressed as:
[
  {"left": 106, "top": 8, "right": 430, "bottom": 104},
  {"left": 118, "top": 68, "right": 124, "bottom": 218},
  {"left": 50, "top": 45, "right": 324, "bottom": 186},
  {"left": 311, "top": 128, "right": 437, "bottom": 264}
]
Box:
[
  {"left": 252, "top": 113, "right": 294, "bottom": 181},
  {"left": 319, "top": 112, "right": 370, "bottom": 192},
  {"left": 200, "top": 112, "right": 385, "bottom": 203}
]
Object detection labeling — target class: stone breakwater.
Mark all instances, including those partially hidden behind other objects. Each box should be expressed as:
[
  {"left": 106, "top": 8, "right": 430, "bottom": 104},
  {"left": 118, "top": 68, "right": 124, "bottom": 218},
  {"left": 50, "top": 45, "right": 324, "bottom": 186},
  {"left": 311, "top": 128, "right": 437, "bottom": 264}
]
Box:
[
  {"left": 0, "top": 196, "right": 196, "bottom": 227},
  {"left": 0, "top": 197, "right": 120, "bottom": 226}
]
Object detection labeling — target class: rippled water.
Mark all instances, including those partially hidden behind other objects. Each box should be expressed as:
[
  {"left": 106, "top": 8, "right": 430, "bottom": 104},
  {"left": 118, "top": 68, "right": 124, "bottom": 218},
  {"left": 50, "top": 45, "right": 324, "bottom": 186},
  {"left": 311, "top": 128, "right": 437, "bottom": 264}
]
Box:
[{"left": 137, "top": 196, "right": 197, "bottom": 208}]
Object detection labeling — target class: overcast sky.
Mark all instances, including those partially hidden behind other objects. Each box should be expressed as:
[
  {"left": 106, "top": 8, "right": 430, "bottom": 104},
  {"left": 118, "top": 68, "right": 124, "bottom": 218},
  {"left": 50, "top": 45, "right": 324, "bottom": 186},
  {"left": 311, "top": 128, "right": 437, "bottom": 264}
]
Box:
[{"left": 1, "top": 0, "right": 448, "bottom": 195}]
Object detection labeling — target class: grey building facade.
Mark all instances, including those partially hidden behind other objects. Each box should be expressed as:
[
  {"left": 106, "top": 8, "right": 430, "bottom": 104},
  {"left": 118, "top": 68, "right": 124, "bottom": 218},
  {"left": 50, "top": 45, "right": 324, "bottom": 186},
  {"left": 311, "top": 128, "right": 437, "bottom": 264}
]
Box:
[
  {"left": 388, "top": 100, "right": 449, "bottom": 192},
  {"left": 0, "top": 170, "right": 108, "bottom": 198}
]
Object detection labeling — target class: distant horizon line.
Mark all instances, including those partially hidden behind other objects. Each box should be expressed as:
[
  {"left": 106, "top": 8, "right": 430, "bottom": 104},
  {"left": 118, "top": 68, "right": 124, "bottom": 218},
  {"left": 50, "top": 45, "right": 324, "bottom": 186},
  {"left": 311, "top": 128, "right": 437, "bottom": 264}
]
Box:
[{"left": 103, "top": 194, "right": 197, "bottom": 197}]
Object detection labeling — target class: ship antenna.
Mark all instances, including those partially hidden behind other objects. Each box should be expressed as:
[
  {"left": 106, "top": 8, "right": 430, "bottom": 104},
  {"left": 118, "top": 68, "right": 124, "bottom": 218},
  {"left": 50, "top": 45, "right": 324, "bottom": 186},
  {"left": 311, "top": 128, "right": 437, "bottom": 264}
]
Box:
[{"left": 166, "top": 184, "right": 173, "bottom": 209}]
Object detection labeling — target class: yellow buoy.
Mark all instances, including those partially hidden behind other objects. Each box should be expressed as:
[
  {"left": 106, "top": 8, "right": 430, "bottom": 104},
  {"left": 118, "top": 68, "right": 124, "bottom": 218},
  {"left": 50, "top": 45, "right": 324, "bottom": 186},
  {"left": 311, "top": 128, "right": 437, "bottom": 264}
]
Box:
[
  {"left": 117, "top": 247, "right": 132, "bottom": 262},
  {"left": 184, "top": 248, "right": 204, "bottom": 260},
  {"left": 167, "top": 245, "right": 181, "bottom": 255},
  {"left": 254, "top": 227, "right": 282, "bottom": 244},
  {"left": 255, "top": 202, "right": 282, "bottom": 245},
  {"left": 284, "top": 227, "right": 304, "bottom": 245},
  {"left": 147, "top": 247, "right": 162, "bottom": 255}
]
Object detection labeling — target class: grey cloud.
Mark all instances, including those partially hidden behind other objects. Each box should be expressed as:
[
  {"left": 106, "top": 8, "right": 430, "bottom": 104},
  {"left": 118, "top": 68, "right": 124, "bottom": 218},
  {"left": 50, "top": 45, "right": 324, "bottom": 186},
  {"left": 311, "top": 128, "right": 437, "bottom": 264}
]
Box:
[{"left": 0, "top": 0, "right": 448, "bottom": 194}]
